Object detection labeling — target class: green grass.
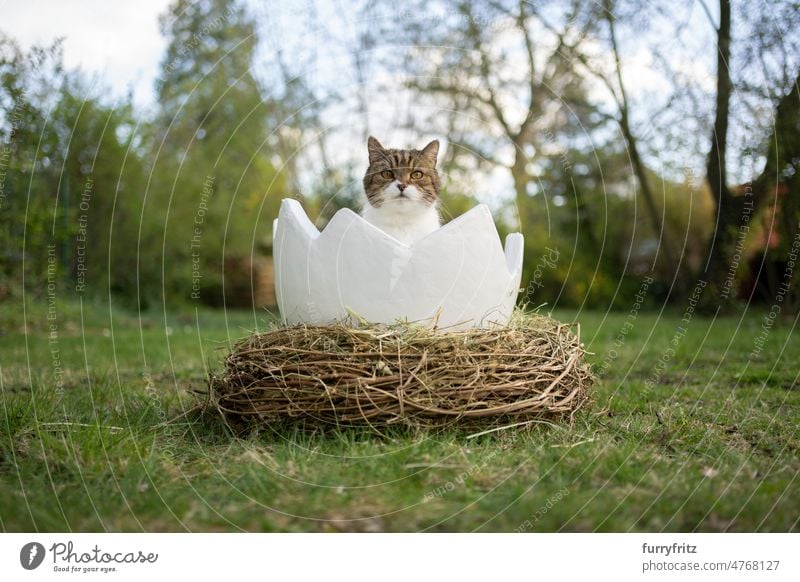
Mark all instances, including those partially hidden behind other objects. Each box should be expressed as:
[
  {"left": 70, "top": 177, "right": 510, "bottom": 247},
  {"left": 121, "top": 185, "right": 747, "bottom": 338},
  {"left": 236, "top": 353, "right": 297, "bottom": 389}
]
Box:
[{"left": 1, "top": 298, "right": 798, "bottom": 532}]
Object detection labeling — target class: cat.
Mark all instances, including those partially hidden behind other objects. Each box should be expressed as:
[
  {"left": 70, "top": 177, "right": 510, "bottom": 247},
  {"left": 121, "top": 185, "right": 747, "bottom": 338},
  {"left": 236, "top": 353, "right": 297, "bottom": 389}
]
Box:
[{"left": 361, "top": 136, "right": 441, "bottom": 245}]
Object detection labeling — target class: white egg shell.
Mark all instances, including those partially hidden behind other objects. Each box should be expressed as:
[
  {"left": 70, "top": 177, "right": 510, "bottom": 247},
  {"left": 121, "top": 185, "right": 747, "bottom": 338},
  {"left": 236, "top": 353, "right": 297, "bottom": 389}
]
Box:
[{"left": 273, "top": 198, "right": 524, "bottom": 330}]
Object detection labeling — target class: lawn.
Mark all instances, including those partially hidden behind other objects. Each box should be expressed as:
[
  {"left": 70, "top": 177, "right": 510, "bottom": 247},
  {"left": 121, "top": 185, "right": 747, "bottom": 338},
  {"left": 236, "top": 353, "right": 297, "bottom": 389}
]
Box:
[{"left": 1, "top": 298, "right": 798, "bottom": 532}]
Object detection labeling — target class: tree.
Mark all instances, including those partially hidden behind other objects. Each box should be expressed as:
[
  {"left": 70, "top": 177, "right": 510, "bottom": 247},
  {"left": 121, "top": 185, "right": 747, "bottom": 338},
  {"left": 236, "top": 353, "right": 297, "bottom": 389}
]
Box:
[
  {"left": 0, "top": 35, "right": 147, "bottom": 304},
  {"left": 50, "top": 77, "right": 150, "bottom": 303},
  {"left": 701, "top": 0, "right": 800, "bottom": 309},
  {"left": 377, "top": 1, "right": 624, "bottom": 301},
  {"left": 396, "top": 1, "right": 600, "bottom": 206},
  {"left": 0, "top": 35, "right": 64, "bottom": 297},
  {"left": 148, "top": 0, "right": 288, "bottom": 304},
  {"left": 553, "top": 0, "right": 693, "bottom": 291}
]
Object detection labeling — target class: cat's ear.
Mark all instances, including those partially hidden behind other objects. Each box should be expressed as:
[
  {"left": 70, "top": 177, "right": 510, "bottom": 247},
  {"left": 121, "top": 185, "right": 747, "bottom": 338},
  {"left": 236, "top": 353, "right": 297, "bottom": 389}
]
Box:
[
  {"left": 367, "top": 136, "right": 386, "bottom": 164},
  {"left": 421, "top": 139, "right": 440, "bottom": 164}
]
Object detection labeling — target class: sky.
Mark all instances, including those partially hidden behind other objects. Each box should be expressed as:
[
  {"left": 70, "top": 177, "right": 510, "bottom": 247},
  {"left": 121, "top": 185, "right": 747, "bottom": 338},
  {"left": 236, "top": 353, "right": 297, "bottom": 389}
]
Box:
[
  {"left": 0, "top": 0, "right": 747, "bottom": 194},
  {"left": 0, "top": 1, "right": 716, "bottom": 118},
  {"left": 0, "top": 0, "right": 171, "bottom": 109}
]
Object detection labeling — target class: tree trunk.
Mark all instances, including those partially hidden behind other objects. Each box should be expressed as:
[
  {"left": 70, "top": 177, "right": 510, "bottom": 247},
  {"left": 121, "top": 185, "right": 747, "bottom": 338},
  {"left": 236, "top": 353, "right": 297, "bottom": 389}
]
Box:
[
  {"left": 618, "top": 109, "right": 681, "bottom": 281},
  {"left": 511, "top": 148, "right": 528, "bottom": 205},
  {"left": 604, "top": 1, "right": 680, "bottom": 288},
  {"left": 701, "top": 0, "right": 800, "bottom": 309},
  {"left": 702, "top": 0, "right": 737, "bottom": 305}
]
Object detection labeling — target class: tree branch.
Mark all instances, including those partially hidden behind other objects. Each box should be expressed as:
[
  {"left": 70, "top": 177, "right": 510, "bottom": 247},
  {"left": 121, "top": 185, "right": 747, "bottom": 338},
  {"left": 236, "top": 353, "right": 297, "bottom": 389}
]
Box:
[
  {"left": 604, "top": 0, "right": 679, "bottom": 271},
  {"left": 517, "top": 0, "right": 537, "bottom": 111},
  {"left": 696, "top": 0, "right": 719, "bottom": 32},
  {"left": 460, "top": 1, "right": 514, "bottom": 139}
]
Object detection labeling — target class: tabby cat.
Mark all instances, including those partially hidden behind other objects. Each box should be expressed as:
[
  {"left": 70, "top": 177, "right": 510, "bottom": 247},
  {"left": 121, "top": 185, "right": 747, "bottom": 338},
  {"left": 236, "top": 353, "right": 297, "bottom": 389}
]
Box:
[{"left": 361, "top": 136, "right": 441, "bottom": 245}]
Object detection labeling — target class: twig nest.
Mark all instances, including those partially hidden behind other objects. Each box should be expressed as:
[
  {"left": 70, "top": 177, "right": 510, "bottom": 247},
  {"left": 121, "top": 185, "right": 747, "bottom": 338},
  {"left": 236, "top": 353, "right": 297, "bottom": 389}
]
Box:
[{"left": 206, "top": 312, "right": 593, "bottom": 431}]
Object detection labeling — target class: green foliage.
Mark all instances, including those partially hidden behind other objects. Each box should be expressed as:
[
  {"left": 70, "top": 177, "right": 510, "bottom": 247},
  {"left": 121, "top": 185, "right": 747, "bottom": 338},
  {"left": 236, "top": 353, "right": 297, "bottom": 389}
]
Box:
[
  {"left": 0, "top": 0, "right": 795, "bottom": 311},
  {"left": 1, "top": 2, "right": 291, "bottom": 308},
  {"left": 147, "top": 0, "right": 287, "bottom": 304},
  {"left": 0, "top": 36, "right": 147, "bottom": 304},
  {"left": 1, "top": 36, "right": 63, "bottom": 295},
  {"left": 517, "top": 144, "right": 716, "bottom": 309},
  {"left": 52, "top": 83, "right": 151, "bottom": 304}
]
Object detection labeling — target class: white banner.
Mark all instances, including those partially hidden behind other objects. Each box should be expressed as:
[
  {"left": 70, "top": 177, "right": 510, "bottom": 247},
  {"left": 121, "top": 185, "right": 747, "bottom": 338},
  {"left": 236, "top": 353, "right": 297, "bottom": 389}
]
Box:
[{"left": 1, "top": 533, "right": 797, "bottom": 581}]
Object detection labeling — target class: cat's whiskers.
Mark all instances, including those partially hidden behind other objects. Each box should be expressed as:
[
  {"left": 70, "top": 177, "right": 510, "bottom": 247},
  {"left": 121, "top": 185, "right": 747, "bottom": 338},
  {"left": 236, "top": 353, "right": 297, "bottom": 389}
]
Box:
[{"left": 361, "top": 136, "right": 442, "bottom": 246}]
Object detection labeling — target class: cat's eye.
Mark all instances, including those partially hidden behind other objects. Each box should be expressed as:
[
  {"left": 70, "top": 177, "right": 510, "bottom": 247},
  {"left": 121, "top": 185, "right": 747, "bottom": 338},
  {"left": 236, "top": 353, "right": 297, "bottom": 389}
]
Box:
[
  {"left": 380, "top": 170, "right": 394, "bottom": 179},
  {"left": 410, "top": 170, "right": 424, "bottom": 179}
]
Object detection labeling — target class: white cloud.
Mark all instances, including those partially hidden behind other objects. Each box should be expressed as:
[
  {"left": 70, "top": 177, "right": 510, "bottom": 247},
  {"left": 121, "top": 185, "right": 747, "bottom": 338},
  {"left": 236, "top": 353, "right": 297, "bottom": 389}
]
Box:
[{"left": 0, "top": 0, "right": 172, "bottom": 109}]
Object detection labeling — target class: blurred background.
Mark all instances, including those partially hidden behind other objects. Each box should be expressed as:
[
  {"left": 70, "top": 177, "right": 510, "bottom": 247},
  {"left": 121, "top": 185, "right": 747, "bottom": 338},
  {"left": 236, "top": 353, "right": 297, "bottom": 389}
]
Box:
[{"left": 1, "top": 0, "right": 798, "bottom": 314}]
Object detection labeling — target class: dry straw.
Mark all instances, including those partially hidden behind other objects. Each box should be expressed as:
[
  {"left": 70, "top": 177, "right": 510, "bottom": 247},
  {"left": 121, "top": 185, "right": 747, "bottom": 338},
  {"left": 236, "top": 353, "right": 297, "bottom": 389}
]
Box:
[{"left": 205, "top": 312, "right": 593, "bottom": 432}]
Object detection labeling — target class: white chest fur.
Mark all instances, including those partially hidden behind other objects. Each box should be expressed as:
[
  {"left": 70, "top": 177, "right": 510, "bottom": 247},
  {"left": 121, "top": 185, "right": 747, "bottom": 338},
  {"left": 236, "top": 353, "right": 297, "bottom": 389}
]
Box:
[{"left": 361, "top": 201, "right": 441, "bottom": 245}]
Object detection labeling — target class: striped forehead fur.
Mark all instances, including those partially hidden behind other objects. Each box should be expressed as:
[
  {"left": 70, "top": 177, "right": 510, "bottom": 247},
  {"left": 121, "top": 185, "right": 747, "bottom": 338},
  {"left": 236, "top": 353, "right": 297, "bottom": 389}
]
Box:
[{"left": 363, "top": 137, "right": 441, "bottom": 207}]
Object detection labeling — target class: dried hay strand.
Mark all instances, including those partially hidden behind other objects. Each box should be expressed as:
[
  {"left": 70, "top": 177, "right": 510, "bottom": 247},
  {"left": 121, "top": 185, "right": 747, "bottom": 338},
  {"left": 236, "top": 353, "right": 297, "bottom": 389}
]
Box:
[{"left": 205, "top": 312, "right": 594, "bottom": 432}]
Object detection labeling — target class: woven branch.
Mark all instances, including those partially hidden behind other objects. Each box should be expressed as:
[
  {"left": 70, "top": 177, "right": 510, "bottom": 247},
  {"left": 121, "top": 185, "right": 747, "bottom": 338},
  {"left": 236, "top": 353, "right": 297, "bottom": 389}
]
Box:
[{"left": 205, "top": 312, "right": 594, "bottom": 432}]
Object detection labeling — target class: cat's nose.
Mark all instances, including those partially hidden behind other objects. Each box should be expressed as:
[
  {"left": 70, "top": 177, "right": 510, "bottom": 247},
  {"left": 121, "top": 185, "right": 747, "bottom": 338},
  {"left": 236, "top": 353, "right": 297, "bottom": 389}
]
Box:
[{"left": 397, "top": 182, "right": 407, "bottom": 192}]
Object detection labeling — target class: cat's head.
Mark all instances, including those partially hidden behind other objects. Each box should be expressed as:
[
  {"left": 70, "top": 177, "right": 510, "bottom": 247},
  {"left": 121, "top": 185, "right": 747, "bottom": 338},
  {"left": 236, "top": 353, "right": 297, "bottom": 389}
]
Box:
[{"left": 362, "top": 136, "right": 440, "bottom": 208}]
